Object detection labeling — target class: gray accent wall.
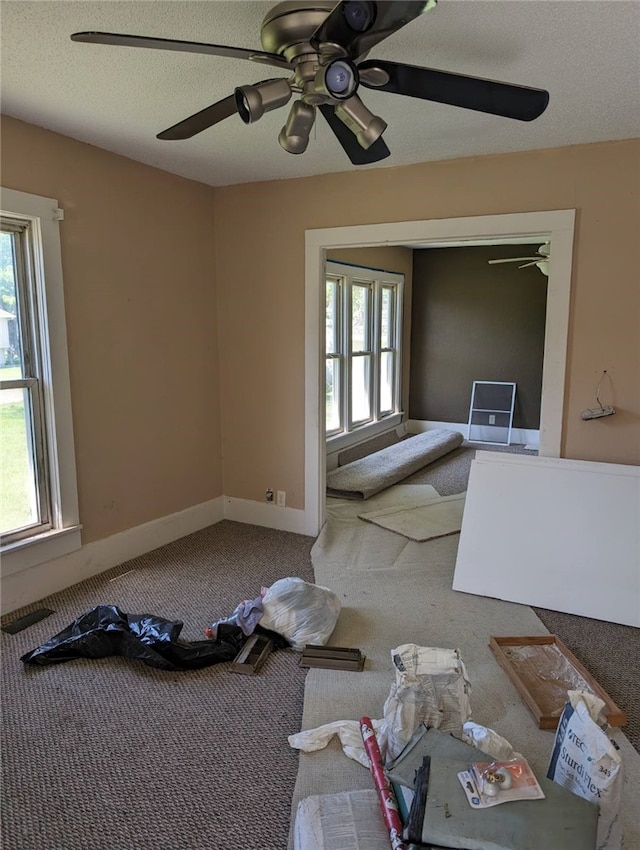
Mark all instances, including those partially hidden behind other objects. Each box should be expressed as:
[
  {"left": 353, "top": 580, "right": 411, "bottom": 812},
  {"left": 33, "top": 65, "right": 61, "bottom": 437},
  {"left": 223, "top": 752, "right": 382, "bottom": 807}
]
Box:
[{"left": 409, "top": 245, "right": 548, "bottom": 429}]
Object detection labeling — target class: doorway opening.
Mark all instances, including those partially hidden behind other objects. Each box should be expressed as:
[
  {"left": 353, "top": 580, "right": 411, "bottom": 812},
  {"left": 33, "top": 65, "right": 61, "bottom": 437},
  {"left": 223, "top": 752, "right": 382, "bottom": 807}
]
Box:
[{"left": 304, "top": 210, "right": 576, "bottom": 536}]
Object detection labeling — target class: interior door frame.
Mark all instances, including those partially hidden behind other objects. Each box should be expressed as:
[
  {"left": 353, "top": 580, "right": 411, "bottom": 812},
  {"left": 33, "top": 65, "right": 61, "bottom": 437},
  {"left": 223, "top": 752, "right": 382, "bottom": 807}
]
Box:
[{"left": 304, "top": 209, "right": 576, "bottom": 536}]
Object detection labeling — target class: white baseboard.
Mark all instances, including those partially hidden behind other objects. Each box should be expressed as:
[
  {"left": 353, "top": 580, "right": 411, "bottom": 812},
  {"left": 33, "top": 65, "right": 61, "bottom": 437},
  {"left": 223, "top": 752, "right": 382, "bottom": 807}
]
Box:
[
  {"left": 408, "top": 420, "right": 467, "bottom": 437},
  {"left": 407, "top": 419, "right": 539, "bottom": 448},
  {"left": 1, "top": 497, "right": 224, "bottom": 615},
  {"left": 223, "top": 497, "right": 307, "bottom": 535},
  {"left": 1, "top": 495, "right": 310, "bottom": 616}
]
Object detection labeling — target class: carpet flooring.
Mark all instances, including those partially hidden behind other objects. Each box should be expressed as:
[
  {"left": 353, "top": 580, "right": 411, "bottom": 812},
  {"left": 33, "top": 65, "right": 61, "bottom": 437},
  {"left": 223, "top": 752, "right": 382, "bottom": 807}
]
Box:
[
  {"left": 1, "top": 523, "right": 315, "bottom": 850},
  {"left": 2, "top": 439, "right": 638, "bottom": 850}
]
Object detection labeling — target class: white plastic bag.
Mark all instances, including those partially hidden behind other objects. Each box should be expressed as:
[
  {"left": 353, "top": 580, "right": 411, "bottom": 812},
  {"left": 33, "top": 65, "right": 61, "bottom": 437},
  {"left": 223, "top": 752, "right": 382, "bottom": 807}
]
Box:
[
  {"left": 259, "top": 577, "right": 341, "bottom": 651},
  {"left": 547, "top": 690, "right": 623, "bottom": 850}
]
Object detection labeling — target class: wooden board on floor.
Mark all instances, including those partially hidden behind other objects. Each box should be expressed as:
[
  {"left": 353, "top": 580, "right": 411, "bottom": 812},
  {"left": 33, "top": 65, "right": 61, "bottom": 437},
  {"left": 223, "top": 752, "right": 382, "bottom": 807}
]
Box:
[{"left": 489, "top": 634, "right": 627, "bottom": 729}]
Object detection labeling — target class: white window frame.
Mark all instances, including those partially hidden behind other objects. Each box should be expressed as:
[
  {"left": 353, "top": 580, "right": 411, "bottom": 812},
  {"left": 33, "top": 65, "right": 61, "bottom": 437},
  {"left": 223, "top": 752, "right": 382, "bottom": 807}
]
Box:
[
  {"left": 325, "top": 276, "right": 343, "bottom": 436},
  {"left": 326, "top": 261, "right": 404, "bottom": 451},
  {"left": 1, "top": 187, "right": 81, "bottom": 575}
]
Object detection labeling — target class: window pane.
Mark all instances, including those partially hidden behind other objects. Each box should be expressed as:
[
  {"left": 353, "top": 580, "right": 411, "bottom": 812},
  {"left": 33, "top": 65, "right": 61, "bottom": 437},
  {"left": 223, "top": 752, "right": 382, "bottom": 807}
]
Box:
[
  {"left": 351, "top": 354, "right": 371, "bottom": 423},
  {"left": 326, "top": 279, "right": 339, "bottom": 354},
  {"left": 380, "top": 351, "right": 394, "bottom": 413},
  {"left": 325, "top": 358, "right": 341, "bottom": 432},
  {"left": 351, "top": 284, "right": 370, "bottom": 352},
  {"left": 0, "top": 389, "right": 38, "bottom": 533},
  {"left": 381, "top": 287, "right": 393, "bottom": 349},
  {"left": 0, "top": 231, "right": 22, "bottom": 375}
]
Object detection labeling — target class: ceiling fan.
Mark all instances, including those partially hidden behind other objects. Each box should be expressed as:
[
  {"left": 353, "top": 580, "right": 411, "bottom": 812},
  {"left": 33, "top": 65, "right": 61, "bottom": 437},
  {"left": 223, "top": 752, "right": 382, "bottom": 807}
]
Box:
[
  {"left": 70, "top": 0, "right": 550, "bottom": 165},
  {"left": 487, "top": 242, "right": 551, "bottom": 275}
]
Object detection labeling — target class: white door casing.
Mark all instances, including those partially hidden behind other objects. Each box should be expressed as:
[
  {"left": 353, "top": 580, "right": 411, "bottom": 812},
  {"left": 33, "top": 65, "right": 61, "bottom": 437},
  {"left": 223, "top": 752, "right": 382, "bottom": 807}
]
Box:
[{"left": 304, "top": 210, "right": 576, "bottom": 536}]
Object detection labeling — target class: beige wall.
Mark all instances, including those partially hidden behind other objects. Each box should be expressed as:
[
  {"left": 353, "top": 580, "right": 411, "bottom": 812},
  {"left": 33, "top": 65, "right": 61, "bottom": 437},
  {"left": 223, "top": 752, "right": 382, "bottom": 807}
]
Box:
[
  {"left": 2, "top": 115, "right": 638, "bottom": 532},
  {"left": 409, "top": 245, "right": 547, "bottom": 428},
  {"left": 215, "top": 139, "right": 640, "bottom": 509},
  {"left": 1, "top": 116, "right": 222, "bottom": 543}
]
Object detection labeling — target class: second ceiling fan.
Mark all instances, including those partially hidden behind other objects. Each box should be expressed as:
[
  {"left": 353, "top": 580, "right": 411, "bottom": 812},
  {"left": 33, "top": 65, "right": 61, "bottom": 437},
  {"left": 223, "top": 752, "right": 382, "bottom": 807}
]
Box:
[
  {"left": 488, "top": 242, "right": 551, "bottom": 276},
  {"left": 71, "top": 0, "right": 550, "bottom": 165}
]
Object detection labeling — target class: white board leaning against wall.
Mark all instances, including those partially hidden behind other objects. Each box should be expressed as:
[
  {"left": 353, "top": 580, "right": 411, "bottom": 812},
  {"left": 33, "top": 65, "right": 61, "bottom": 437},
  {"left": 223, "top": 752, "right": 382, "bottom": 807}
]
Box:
[{"left": 452, "top": 452, "right": 640, "bottom": 627}]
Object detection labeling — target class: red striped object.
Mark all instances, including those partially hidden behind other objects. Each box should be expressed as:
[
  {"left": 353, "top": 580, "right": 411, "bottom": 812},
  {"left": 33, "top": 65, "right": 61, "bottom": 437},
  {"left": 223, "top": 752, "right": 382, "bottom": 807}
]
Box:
[{"left": 360, "top": 716, "right": 407, "bottom": 850}]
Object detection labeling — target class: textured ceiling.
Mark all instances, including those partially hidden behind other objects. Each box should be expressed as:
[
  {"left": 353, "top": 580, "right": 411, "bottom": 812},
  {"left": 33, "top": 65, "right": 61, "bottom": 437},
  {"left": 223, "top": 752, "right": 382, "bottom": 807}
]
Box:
[{"left": 2, "top": 1, "right": 639, "bottom": 187}]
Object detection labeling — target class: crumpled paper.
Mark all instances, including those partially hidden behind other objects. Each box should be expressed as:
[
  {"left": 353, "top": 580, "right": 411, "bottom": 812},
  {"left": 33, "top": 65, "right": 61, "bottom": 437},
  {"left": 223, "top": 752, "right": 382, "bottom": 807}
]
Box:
[{"left": 290, "top": 645, "right": 484, "bottom": 767}]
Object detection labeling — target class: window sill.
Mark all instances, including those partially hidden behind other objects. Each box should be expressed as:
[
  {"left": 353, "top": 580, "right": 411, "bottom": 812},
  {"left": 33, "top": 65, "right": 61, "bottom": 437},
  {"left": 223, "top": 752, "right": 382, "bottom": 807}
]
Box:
[
  {"left": 1, "top": 525, "right": 82, "bottom": 577},
  {"left": 327, "top": 413, "right": 404, "bottom": 454}
]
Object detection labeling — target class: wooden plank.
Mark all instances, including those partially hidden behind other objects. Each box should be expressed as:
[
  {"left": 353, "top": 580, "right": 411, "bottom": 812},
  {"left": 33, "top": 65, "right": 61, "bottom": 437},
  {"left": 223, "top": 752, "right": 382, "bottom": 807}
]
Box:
[{"left": 489, "top": 635, "right": 627, "bottom": 729}]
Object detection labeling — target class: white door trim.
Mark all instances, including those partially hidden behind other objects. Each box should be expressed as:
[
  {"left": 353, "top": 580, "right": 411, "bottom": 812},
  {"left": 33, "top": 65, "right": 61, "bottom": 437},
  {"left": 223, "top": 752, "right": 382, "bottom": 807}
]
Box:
[{"left": 305, "top": 210, "right": 576, "bottom": 536}]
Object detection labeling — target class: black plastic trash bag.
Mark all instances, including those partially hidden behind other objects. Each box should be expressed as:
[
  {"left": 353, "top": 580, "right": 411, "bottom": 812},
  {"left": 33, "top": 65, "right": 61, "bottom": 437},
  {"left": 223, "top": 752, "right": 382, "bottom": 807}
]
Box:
[{"left": 21, "top": 604, "right": 246, "bottom": 671}]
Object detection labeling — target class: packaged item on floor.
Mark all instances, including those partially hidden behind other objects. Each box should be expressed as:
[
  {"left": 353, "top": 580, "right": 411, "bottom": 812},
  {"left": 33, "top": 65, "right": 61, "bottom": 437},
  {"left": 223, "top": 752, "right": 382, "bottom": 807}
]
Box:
[
  {"left": 457, "top": 756, "right": 545, "bottom": 808},
  {"left": 547, "top": 690, "right": 624, "bottom": 850}
]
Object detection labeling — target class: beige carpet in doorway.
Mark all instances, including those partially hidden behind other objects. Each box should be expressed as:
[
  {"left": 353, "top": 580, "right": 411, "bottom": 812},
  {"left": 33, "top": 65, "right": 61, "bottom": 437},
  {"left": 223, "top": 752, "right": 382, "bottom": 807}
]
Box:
[
  {"left": 358, "top": 490, "right": 465, "bottom": 542},
  {"left": 288, "top": 485, "right": 640, "bottom": 847}
]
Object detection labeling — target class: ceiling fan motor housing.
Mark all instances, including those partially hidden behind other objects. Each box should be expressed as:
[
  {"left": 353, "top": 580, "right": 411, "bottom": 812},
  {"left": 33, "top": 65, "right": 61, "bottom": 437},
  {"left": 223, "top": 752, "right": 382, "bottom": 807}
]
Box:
[{"left": 260, "top": 1, "right": 337, "bottom": 60}]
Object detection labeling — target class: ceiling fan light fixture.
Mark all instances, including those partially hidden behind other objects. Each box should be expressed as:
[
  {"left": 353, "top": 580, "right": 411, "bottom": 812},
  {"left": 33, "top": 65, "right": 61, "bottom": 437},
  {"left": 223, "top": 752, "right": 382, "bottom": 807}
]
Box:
[
  {"left": 324, "top": 59, "right": 359, "bottom": 98},
  {"left": 313, "top": 58, "right": 359, "bottom": 101},
  {"left": 342, "top": 1, "right": 376, "bottom": 33},
  {"left": 334, "top": 95, "right": 387, "bottom": 150},
  {"left": 278, "top": 100, "right": 316, "bottom": 154},
  {"left": 234, "top": 77, "right": 292, "bottom": 124}
]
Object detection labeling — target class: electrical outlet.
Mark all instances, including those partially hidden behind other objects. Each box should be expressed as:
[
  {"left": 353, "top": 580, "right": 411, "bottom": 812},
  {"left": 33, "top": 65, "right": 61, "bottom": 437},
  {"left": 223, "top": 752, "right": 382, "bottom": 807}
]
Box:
[
  {"left": 488, "top": 414, "right": 496, "bottom": 425},
  {"left": 276, "top": 490, "right": 286, "bottom": 507},
  {"left": 266, "top": 489, "right": 274, "bottom": 502}
]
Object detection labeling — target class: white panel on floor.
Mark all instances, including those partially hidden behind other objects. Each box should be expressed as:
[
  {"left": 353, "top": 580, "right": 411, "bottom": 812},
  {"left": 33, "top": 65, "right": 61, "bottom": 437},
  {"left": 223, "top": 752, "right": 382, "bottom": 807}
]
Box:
[{"left": 452, "top": 452, "right": 640, "bottom": 627}]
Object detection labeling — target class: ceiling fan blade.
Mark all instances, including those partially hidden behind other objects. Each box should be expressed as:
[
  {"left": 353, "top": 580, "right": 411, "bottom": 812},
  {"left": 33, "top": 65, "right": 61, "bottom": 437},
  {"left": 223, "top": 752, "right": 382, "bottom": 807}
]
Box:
[
  {"left": 318, "top": 104, "right": 390, "bottom": 165},
  {"left": 310, "top": 1, "right": 435, "bottom": 61},
  {"left": 487, "top": 257, "right": 540, "bottom": 264},
  {"left": 358, "top": 60, "right": 550, "bottom": 121},
  {"left": 70, "top": 31, "right": 290, "bottom": 70},
  {"left": 157, "top": 95, "right": 238, "bottom": 140}
]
